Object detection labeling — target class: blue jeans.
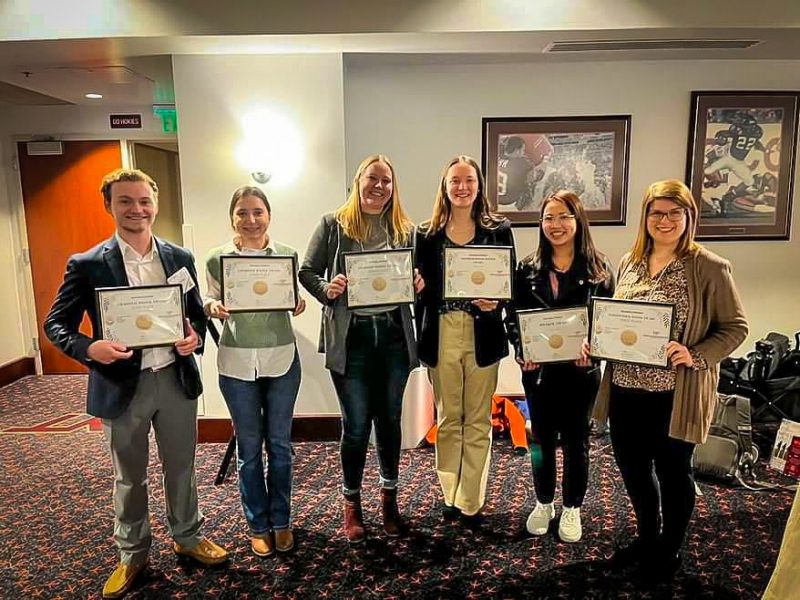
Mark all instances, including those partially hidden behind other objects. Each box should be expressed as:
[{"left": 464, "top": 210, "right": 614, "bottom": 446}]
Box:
[
  {"left": 219, "top": 350, "right": 301, "bottom": 534},
  {"left": 330, "top": 311, "right": 410, "bottom": 494}
]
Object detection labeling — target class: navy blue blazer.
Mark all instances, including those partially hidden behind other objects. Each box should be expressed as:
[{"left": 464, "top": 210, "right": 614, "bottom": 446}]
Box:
[{"left": 44, "top": 236, "right": 206, "bottom": 419}]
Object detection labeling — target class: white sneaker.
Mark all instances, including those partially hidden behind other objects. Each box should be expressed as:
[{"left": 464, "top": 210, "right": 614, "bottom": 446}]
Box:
[
  {"left": 558, "top": 506, "right": 582, "bottom": 542},
  {"left": 525, "top": 502, "right": 555, "bottom": 535}
]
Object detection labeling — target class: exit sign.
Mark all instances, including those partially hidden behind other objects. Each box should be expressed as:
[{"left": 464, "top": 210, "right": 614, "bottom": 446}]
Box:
[
  {"left": 109, "top": 114, "right": 142, "bottom": 129},
  {"left": 153, "top": 105, "right": 178, "bottom": 133}
]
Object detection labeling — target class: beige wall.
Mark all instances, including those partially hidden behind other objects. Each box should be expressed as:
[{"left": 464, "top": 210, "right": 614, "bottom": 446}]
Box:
[
  {"left": 172, "top": 53, "right": 347, "bottom": 416},
  {"left": 2, "top": 56, "right": 799, "bottom": 409},
  {"left": 344, "top": 58, "right": 800, "bottom": 393},
  {"left": 133, "top": 143, "right": 183, "bottom": 244}
]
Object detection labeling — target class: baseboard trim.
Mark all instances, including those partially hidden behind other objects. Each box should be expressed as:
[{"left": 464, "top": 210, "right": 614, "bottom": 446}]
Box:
[
  {"left": 0, "top": 357, "right": 36, "bottom": 388},
  {"left": 198, "top": 415, "right": 342, "bottom": 444}
]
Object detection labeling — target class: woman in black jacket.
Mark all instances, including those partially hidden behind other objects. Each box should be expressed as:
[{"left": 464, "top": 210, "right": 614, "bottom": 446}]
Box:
[
  {"left": 510, "top": 190, "right": 614, "bottom": 543},
  {"left": 415, "top": 155, "right": 515, "bottom": 522}
]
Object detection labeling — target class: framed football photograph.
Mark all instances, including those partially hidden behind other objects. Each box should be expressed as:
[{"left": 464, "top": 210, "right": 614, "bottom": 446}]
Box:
[
  {"left": 482, "top": 115, "right": 631, "bottom": 227},
  {"left": 686, "top": 91, "right": 800, "bottom": 241}
]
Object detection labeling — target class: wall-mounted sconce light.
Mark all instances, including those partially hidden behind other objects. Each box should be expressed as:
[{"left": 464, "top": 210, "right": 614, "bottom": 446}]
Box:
[{"left": 235, "top": 108, "right": 303, "bottom": 188}]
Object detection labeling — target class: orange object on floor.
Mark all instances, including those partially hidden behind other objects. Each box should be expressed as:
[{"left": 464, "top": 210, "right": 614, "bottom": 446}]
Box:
[{"left": 425, "top": 395, "right": 528, "bottom": 453}]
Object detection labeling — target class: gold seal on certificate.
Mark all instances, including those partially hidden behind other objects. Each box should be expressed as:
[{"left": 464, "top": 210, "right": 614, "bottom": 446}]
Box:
[
  {"left": 517, "top": 306, "right": 588, "bottom": 363},
  {"left": 443, "top": 245, "right": 512, "bottom": 300},
  {"left": 96, "top": 284, "right": 185, "bottom": 349},
  {"left": 589, "top": 297, "right": 675, "bottom": 367},
  {"left": 220, "top": 255, "right": 298, "bottom": 312},
  {"left": 343, "top": 248, "right": 414, "bottom": 308}
]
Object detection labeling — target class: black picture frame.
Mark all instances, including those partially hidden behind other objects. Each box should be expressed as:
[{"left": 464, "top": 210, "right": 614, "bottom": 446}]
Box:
[
  {"left": 482, "top": 115, "right": 631, "bottom": 226},
  {"left": 686, "top": 91, "right": 800, "bottom": 241}
]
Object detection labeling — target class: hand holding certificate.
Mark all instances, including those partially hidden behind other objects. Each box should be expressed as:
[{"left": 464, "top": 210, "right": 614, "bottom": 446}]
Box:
[
  {"left": 517, "top": 306, "right": 589, "bottom": 364},
  {"left": 220, "top": 255, "right": 298, "bottom": 312},
  {"left": 96, "top": 284, "right": 185, "bottom": 349},
  {"left": 443, "top": 245, "right": 512, "bottom": 300},
  {"left": 589, "top": 297, "right": 675, "bottom": 367},
  {"left": 343, "top": 248, "right": 414, "bottom": 308}
]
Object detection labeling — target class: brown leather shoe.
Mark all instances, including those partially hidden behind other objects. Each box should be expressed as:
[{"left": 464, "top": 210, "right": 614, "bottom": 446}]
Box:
[
  {"left": 381, "top": 488, "right": 403, "bottom": 537},
  {"left": 343, "top": 493, "right": 365, "bottom": 544},
  {"left": 102, "top": 561, "right": 147, "bottom": 599},
  {"left": 251, "top": 534, "right": 274, "bottom": 557},
  {"left": 173, "top": 537, "right": 229, "bottom": 566},
  {"left": 274, "top": 528, "right": 295, "bottom": 552}
]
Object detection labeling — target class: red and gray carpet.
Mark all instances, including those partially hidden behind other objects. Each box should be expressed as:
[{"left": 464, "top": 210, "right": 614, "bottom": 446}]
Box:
[{"left": 0, "top": 375, "right": 793, "bottom": 599}]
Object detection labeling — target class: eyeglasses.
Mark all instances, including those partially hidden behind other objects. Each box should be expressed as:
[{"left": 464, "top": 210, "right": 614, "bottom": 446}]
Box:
[
  {"left": 647, "top": 208, "right": 685, "bottom": 222},
  {"left": 541, "top": 214, "right": 576, "bottom": 225}
]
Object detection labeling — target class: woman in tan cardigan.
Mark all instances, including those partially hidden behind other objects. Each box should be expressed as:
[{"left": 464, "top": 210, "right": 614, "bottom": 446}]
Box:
[{"left": 593, "top": 179, "right": 748, "bottom": 580}]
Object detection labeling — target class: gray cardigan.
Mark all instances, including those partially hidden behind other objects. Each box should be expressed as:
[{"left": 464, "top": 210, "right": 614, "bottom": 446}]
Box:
[{"left": 298, "top": 213, "right": 420, "bottom": 375}]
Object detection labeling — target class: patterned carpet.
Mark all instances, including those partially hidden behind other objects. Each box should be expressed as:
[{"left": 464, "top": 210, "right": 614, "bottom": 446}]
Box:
[{"left": 0, "top": 375, "right": 794, "bottom": 599}]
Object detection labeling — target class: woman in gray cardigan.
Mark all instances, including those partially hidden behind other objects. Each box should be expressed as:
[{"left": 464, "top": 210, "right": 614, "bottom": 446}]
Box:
[
  {"left": 299, "top": 155, "right": 423, "bottom": 544},
  {"left": 594, "top": 180, "right": 747, "bottom": 580}
]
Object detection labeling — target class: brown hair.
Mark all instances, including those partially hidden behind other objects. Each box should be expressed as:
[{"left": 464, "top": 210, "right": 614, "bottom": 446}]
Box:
[
  {"left": 526, "top": 190, "right": 609, "bottom": 283},
  {"left": 100, "top": 168, "right": 158, "bottom": 206},
  {"left": 334, "top": 154, "right": 413, "bottom": 246},
  {"left": 229, "top": 185, "right": 271, "bottom": 224},
  {"left": 422, "top": 155, "right": 506, "bottom": 235},
  {"left": 629, "top": 179, "right": 701, "bottom": 263}
]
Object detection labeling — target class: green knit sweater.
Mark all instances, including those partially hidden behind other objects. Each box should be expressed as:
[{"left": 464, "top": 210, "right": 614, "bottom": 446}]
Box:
[{"left": 205, "top": 241, "right": 297, "bottom": 349}]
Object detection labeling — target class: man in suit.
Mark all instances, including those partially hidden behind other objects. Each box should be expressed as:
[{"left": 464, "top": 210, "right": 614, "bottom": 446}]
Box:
[{"left": 44, "top": 169, "right": 228, "bottom": 599}]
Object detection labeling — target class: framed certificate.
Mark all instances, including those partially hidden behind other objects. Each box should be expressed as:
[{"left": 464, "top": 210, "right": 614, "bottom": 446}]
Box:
[
  {"left": 220, "top": 255, "right": 298, "bottom": 313},
  {"left": 96, "top": 284, "right": 185, "bottom": 349},
  {"left": 443, "top": 245, "right": 513, "bottom": 300},
  {"left": 589, "top": 297, "right": 676, "bottom": 367},
  {"left": 517, "top": 306, "right": 589, "bottom": 364},
  {"left": 342, "top": 248, "right": 414, "bottom": 308}
]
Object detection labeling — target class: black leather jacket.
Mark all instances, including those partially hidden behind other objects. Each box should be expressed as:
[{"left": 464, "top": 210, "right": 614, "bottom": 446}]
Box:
[{"left": 507, "top": 254, "right": 615, "bottom": 362}]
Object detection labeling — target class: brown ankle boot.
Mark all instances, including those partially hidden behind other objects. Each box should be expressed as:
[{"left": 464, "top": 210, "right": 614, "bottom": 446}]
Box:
[
  {"left": 343, "top": 493, "right": 365, "bottom": 544},
  {"left": 381, "top": 488, "right": 403, "bottom": 537}
]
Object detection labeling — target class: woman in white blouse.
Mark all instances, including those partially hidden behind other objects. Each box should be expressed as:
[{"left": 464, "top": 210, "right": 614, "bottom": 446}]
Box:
[{"left": 205, "top": 186, "right": 305, "bottom": 557}]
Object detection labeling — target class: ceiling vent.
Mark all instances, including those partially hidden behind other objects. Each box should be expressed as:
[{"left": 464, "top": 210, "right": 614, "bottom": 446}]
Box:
[
  {"left": 544, "top": 39, "right": 761, "bottom": 53},
  {"left": 26, "top": 141, "right": 63, "bottom": 156}
]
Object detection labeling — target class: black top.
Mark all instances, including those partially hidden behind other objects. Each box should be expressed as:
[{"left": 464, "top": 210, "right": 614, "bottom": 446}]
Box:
[
  {"left": 508, "top": 253, "right": 616, "bottom": 363},
  {"left": 414, "top": 220, "right": 516, "bottom": 368}
]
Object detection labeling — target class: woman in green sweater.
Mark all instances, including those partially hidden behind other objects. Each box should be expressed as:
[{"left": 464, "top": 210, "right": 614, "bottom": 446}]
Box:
[{"left": 205, "top": 186, "right": 305, "bottom": 558}]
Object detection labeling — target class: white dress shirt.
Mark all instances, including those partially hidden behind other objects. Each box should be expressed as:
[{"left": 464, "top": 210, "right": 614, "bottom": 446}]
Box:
[
  {"left": 116, "top": 233, "right": 176, "bottom": 371},
  {"left": 204, "top": 239, "right": 296, "bottom": 381}
]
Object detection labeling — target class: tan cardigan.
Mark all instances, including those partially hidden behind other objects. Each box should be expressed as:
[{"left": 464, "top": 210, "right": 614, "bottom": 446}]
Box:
[{"left": 592, "top": 247, "right": 749, "bottom": 444}]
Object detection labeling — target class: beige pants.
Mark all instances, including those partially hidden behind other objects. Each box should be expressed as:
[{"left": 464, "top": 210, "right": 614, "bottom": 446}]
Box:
[{"left": 429, "top": 311, "right": 499, "bottom": 516}]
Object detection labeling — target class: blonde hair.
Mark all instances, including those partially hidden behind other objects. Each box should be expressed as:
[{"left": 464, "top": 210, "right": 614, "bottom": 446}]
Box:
[
  {"left": 334, "top": 155, "right": 412, "bottom": 246},
  {"left": 422, "top": 155, "right": 505, "bottom": 235},
  {"left": 100, "top": 168, "right": 158, "bottom": 206},
  {"left": 629, "top": 179, "right": 702, "bottom": 263}
]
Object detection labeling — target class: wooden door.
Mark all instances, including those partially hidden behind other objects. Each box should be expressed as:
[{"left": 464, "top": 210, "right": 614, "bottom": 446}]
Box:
[{"left": 18, "top": 140, "right": 122, "bottom": 373}]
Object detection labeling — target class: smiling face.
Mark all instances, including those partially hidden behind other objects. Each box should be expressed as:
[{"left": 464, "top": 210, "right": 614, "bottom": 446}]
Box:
[
  {"left": 106, "top": 180, "right": 158, "bottom": 236},
  {"left": 445, "top": 161, "right": 479, "bottom": 210},
  {"left": 646, "top": 198, "right": 687, "bottom": 250},
  {"left": 358, "top": 161, "right": 393, "bottom": 214},
  {"left": 232, "top": 194, "right": 271, "bottom": 244},
  {"left": 541, "top": 199, "right": 577, "bottom": 251}
]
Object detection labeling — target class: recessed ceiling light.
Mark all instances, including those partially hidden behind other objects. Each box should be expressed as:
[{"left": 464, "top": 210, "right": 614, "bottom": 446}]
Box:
[{"left": 85, "top": 92, "right": 103, "bottom": 99}]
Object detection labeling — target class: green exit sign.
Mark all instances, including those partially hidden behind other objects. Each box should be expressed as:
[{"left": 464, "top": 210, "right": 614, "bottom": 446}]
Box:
[{"left": 153, "top": 105, "right": 178, "bottom": 133}]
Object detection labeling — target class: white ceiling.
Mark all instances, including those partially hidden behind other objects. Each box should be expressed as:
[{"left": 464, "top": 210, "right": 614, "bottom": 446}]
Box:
[{"left": 1, "top": 1, "right": 800, "bottom": 107}]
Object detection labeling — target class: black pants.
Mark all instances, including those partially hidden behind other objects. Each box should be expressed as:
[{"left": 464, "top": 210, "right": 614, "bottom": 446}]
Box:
[
  {"left": 609, "top": 384, "right": 696, "bottom": 556},
  {"left": 522, "top": 365, "right": 598, "bottom": 507},
  {"left": 330, "top": 311, "right": 410, "bottom": 493}
]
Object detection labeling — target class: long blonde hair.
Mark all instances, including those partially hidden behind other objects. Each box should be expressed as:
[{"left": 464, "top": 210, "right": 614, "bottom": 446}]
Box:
[
  {"left": 629, "top": 179, "right": 702, "bottom": 264},
  {"left": 334, "top": 154, "right": 413, "bottom": 246},
  {"left": 422, "top": 155, "right": 506, "bottom": 235}
]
